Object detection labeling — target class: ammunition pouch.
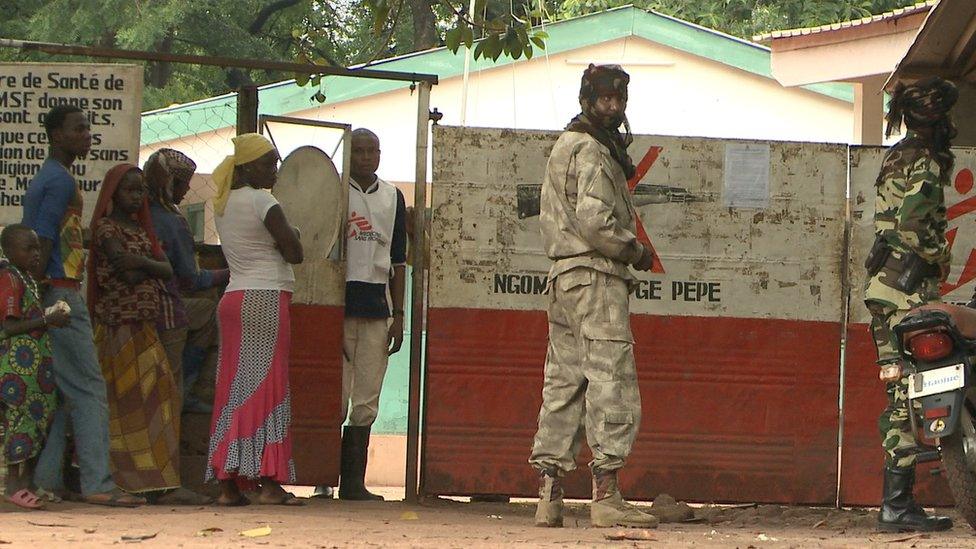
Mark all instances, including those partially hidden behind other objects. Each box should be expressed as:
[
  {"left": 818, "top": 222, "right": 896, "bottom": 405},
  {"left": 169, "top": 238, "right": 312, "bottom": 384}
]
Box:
[
  {"left": 879, "top": 251, "right": 941, "bottom": 294},
  {"left": 865, "top": 234, "right": 891, "bottom": 277}
]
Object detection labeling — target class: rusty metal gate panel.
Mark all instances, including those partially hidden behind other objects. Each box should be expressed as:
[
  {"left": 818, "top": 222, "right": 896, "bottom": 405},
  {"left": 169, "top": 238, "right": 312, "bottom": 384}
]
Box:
[
  {"left": 424, "top": 126, "right": 846, "bottom": 503},
  {"left": 841, "top": 146, "right": 976, "bottom": 506},
  {"left": 273, "top": 145, "right": 347, "bottom": 486}
]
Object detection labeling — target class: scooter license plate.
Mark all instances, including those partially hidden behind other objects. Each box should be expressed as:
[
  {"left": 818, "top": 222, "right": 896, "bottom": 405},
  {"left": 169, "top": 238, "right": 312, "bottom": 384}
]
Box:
[{"left": 907, "top": 364, "right": 965, "bottom": 399}]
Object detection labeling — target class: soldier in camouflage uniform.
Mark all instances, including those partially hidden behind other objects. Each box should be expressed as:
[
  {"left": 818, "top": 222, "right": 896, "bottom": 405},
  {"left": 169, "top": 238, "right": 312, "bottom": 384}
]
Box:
[
  {"left": 529, "top": 64, "right": 656, "bottom": 529},
  {"left": 864, "top": 77, "right": 957, "bottom": 533}
]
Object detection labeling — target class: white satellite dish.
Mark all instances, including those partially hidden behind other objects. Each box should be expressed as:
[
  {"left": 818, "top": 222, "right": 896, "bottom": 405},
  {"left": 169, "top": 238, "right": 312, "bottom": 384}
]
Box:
[{"left": 273, "top": 146, "right": 344, "bottom": 261}]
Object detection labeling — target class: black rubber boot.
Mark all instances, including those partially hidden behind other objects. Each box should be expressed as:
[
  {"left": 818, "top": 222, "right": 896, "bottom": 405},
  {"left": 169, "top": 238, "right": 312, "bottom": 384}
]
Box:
[
  {"left": 877, "top": 465, "right": 952, "bottom": 532},
  {"left": 338, "top": 426, "right": 384, "bottom": 501}
]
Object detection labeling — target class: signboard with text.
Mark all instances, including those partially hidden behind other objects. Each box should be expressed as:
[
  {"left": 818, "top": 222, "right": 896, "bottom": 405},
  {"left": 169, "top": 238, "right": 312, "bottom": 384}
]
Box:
[{"left": 0, "top": 63, "right": 142, "bottom": 223}]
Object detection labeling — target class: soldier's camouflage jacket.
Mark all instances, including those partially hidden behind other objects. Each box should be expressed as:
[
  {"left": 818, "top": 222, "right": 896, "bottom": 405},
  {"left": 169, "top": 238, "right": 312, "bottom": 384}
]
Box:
[
  {"left": 864, "top": 130, "right": 950, "bottom": 307},
  {"left": 540, "top": 131, "right": 644, "bottom": 282}
]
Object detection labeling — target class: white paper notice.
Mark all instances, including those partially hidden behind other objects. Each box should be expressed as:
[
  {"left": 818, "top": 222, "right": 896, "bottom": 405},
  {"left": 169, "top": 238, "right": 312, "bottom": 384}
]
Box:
[{"left": 723, "top": 143, "right": 770, "bottom": 209}]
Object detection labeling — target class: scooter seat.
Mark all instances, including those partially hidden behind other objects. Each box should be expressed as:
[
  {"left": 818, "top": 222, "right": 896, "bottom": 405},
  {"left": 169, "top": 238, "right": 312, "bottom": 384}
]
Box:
[{"left": 907, "top": 303, "right": 976, "bottom": 340}]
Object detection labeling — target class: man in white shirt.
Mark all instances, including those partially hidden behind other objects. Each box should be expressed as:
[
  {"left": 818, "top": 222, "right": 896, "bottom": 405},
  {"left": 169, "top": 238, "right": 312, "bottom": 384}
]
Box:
[{"left": 316, "top": 128, "right": 407, "bottom": 500}]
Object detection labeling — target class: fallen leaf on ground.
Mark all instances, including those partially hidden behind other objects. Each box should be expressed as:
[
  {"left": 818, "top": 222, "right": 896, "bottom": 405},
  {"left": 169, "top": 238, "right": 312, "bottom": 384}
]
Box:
[
  {"left": 604, "top": 529, "right": 655, "bottom": 541},
  {"left": 399, "top": 511, "right": 419, "bottom": 521},
  {"left": 120, "top": 532, "right": 157, "bottom": 542},
  {"left": 27, "top": 521, "right": 70, "bottom": 528},
  {"left": 197, "top": 527, "right": 224, "bottom": 537},
  {"left": 240, "top": 526, "right": 272, "bottom": 538},
  {"left": 755, "top": 533, "right": 778, "bottom": 541},
  {"left": 812, "top": 519, "right": 826, "bottom": 529},
  {"left": 0, "top": 540, "right": 10, "bottom": 544},
  {"left": 83, "top": 528, "right": 96, "bottom": 534}
]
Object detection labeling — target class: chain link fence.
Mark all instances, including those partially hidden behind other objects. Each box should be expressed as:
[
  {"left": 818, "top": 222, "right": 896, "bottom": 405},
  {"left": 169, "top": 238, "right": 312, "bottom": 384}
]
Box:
[{"left": 140, "top": 100, "right": 238, "bottom": 244}]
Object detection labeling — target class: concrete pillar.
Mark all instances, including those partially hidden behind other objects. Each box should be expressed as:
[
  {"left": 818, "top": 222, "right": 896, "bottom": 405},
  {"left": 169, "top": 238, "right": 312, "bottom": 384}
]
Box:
[{"left": 853, "top": 75, "right": 886, "bottom": 145}]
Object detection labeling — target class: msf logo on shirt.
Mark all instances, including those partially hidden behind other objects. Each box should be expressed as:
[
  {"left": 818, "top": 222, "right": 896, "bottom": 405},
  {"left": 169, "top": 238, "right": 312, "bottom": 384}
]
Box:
[{"left": 348, "top": 211, "right": 383, "bottom": 241}]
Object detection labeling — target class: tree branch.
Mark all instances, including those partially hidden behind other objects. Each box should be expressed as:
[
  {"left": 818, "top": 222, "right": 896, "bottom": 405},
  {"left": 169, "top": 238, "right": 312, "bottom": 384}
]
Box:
[
  {"left": 249, "top": 0, "right": 303, "bottom": 34},
  {"left": 355, "top": 0, "right": 406, "bottom": 66}
]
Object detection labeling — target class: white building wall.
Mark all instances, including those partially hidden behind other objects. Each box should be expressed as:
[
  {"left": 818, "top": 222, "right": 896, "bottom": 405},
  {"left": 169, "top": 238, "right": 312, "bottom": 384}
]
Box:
[{"left": 141, "top": 35, "right": 855, "bottom": 240}]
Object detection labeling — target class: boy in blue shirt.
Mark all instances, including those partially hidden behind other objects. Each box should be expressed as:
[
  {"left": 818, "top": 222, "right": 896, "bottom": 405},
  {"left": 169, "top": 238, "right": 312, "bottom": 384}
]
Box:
[{"left": 22, "top": 104, "right": 143, "bottom": 507}]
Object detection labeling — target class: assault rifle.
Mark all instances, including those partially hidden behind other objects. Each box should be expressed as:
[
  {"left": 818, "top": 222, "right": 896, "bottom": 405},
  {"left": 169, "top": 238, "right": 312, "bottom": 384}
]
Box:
[{"left": 516, "top": 183, "right": 707, "bottom": 219}]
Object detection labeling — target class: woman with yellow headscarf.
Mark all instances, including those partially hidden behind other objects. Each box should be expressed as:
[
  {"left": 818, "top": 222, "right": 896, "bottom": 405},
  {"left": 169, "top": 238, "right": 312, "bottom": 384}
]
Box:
[{"left": 205, "top": 134, "right": 305, "bottom": 506}]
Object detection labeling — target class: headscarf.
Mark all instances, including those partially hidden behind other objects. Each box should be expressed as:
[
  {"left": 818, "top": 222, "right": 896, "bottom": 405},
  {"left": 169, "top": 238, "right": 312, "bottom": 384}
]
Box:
[
  {"left": 86, "top": 163, "right": 164, "bottom": 312},
  {"left": 144, "top": 148, "right": 196, "bottom": 213},
  {"left": 211, "top": 133, "right": 276, "bottom": 216},
  {"left": 886, "top": 76, "right": 959, "bottom": 172},
  {"left": 566, "top": 64, "right": 635, "bottom": 179}
]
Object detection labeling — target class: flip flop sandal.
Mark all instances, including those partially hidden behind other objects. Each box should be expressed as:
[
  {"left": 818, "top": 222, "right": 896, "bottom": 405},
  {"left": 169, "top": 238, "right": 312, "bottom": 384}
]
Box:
[
  {"left": 310, "top": 487, "right": 334, "bottom": 499},
  {"left": 281, "top": 494, "right": 305, "bottom": 506},
  {"left": 84, "top": 489, "right": 145, "bottom": 508},
  {"left": 33, "top": 488, "right": 63, "bottom": 503},
  {"left": 216, "top": 494, "right": 251, "bottom": 507},
  {"left": 153, "top": 488, "right": 214, "bottom": 506},
  {"left": 5, "top": 489, "right": 45, "bottom": 510},
  {"left": 259, "top": 493, "right": 305, "bottom": 506}
]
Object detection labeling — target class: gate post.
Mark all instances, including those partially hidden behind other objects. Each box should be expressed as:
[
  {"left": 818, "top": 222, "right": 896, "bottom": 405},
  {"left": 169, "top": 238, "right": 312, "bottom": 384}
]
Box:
[
  {"left": 236, "top": 84, "right": 259, "bottom": 135},
  {"left": 405, "top": 81, "right": 432, "bottom": 503}
]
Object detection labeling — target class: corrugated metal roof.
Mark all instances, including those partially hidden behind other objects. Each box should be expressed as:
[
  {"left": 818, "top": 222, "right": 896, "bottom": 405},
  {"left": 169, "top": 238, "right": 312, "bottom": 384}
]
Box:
[
  {"left": 754, "top": 1, "right": 936, "bottom": 42},
  {"left": 888, "top": 0, "right": 976, "bottom": 87}
]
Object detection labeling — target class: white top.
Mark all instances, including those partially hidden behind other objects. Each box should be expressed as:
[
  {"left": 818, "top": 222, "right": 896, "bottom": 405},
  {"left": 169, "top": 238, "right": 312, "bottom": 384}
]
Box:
[
  {"left": 346, "top": 177, "right": 399, "bottom": 284},
  {"left": 216, "top": 186, "right": 295, "bottom": 292}
]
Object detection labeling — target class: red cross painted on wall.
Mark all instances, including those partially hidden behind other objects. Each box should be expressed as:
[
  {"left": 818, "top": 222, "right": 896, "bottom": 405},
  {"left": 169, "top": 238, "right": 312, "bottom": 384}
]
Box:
[
  {"left": 628, "top": 146, "right": 666, "bottom": 274},
  {"left": 942, "top": 168, "right": 976, "bottom": 295}
]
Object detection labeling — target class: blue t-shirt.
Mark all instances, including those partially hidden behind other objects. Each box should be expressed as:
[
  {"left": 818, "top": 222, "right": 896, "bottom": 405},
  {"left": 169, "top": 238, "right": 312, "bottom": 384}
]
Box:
[
  {"left": 149, "top": 201, "right": 217, "bottom": 291},
  {"left": 22, "top": 158, "right": 84, "bottom": 280}
]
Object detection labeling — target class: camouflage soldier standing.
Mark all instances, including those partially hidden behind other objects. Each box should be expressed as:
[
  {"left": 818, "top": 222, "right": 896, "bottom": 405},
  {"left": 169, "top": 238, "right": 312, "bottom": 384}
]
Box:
[
  {"left": 529, "top": 64, "right": 656, "bottom": 529},
  {"left": 864, "top": 77, "right": 957, "bottom": 533}
]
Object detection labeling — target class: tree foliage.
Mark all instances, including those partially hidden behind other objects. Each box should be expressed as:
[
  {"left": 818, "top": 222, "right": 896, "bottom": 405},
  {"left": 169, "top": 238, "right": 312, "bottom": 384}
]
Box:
[
  {"left": 365, "top": 0, "right": 924, "bottom": 66},
  {"left": 556, "top": 0, "right": 924, "bottom": 39},
  {"left": 1, "top": 0, "right": 447, "bottom": 109}
]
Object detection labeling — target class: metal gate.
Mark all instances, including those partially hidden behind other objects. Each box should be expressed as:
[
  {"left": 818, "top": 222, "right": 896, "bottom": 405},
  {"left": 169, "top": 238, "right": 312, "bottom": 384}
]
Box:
[
  {"left": 421, "top": 127, "right": 847, "bottom": 503},
  {"left": 266, "top": 117, "right": 350, "bottom": 486}
]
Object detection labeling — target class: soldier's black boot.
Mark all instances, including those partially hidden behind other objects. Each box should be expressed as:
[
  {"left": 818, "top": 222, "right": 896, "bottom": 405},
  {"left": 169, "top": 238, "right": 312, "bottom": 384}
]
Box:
[
  {"left": 877, "top": 465, "right": 952, "bottom": 532},
  {"left": 339, "top": 426, "right": 385, "bottom": 501}
]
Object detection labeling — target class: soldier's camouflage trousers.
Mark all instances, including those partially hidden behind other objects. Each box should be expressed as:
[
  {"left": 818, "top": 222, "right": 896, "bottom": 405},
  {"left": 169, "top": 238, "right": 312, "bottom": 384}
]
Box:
[
  {"left": 529, "top": 267, "right": 641, "bottom": 475},
  {"left": 865, "top": 274, "right": 941, "bottom": 468}
]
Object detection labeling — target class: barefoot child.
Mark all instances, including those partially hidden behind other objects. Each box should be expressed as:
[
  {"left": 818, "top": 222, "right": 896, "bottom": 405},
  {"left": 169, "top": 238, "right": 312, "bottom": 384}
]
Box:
[{"left": 0, "top": 224, "right": 69, "bottom": 510}]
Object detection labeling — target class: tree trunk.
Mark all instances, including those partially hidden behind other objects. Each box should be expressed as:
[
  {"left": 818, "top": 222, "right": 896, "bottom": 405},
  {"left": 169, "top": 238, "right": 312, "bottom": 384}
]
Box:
[
  {"left": 148, "top": 30, "right": 175, "bottom": 89},
  {"left": 409, "top": 0, "right": 438, "bottom": 51}
]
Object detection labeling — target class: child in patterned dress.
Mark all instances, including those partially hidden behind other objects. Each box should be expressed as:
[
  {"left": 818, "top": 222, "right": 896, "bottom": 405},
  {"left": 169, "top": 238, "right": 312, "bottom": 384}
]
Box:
[{"left": 0, "top": 224, "right": 70, "bottom": 509}]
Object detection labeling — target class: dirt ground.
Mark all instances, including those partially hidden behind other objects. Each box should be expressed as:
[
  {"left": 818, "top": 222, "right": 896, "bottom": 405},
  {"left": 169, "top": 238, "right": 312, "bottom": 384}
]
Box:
[{"left": 0, "top": 487, "right": 974, "bottom": 549}]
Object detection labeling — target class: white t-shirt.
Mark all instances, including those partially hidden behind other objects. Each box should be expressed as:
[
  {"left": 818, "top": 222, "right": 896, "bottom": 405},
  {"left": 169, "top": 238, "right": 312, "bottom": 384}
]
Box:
[{"left": 216, "top": 186, "right": 295, "bottom": 292}]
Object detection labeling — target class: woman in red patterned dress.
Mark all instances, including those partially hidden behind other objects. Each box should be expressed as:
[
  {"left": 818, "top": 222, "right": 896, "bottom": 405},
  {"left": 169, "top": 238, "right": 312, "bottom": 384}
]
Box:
[{"left": 88, "top": 164, "right": 208, "bottom": 505}]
